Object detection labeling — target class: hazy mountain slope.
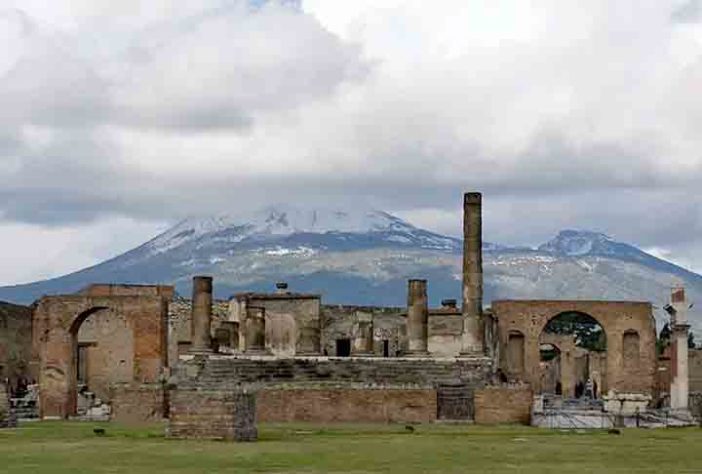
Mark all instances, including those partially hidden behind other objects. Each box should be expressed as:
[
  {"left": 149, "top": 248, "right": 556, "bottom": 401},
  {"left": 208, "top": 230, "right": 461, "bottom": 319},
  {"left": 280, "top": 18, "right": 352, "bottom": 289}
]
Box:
[{"left": 1, "top": 206, "right": 700, "bottom": 333}]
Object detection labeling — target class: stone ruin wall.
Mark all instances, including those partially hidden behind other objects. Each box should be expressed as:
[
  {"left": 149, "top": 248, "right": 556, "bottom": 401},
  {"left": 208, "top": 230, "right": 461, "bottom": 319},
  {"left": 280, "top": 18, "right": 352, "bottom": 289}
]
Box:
[
  {"left": 168, "top": 300, "right": 464, "bottom": 359},
  {"left": 168, "top": 298, "right": 230, "bottom": 362},
  {"left": 167, "top": 355, "right": 493, "bottom": 433},
  {"left": 168, "top": 389, "right": 257, "bottom": 441},
  {"left": 257, "top": 388, "right": 437, "bottom": 423},
  {"left": 494, "top": 300, "right": 657, "bottom": 396},
  {"left": 0, "top": 302, "right": 33, "bottom": 391},
  {"left": 473, "top": 385, "right": 533, "bottom": 425},
  {"left": 0, "top": 381, "right": 16, "bottom": 428},
  {"left": 322, "top": 305, "right": 406, "bottom": 357}
]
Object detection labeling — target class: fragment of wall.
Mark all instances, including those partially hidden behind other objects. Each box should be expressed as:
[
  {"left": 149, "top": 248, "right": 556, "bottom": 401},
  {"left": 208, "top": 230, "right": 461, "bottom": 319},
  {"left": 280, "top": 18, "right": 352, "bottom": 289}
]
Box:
[
  {"left": 474, "top": 385, "right": 533, "bottom": 425},
  {"left": 0, "top": 302, "right": 33, "bottom": 388},
  {"left": 257, "top": 387, "right": 436, "bottom": 423},
  {"left": 494, "top": 300, "right": 656, "bottom": 396}
]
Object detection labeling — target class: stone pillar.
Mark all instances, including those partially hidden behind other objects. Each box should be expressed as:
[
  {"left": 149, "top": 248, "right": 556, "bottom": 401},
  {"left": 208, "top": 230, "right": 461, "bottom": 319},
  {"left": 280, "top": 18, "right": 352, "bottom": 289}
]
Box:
[
  {"left": 406, "top": 279, "right": 429, "bottom": 355},
  {"left": 245, "top": 307, "right": 267, "bottom": 354},
  {"left": 461, "top": 192, "right": 485, "bottom": 355},
  {"left": 670, "top": 286, "right": 690, "bottom": 411},
  {"left": 352, "top": 312, "right": 374, "bottom": 356},
  {"left": 190, "top": 276, "right": 213, "bottom": 353}
]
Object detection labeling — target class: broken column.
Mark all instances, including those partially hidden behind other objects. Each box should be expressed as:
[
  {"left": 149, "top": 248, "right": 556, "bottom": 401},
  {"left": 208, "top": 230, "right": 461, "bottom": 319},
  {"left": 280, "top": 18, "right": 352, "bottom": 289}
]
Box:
[
  {"left": 244, "top": 307, "right": 267, "bottom": 354},
  {"left": 190, "top": 276, "right": 213, "bottom": 353},
  {"left": 460, "top": 192, "right": 485, "bottom": 355},
  {"left": 669, "top": 286, "right": 691, "bottom": 411},
  {"left": 352, "top": 312, "right": 374, "bottom": 356},
  {"left": 406, "top": 279, "right": 429, "bottom": 355}
]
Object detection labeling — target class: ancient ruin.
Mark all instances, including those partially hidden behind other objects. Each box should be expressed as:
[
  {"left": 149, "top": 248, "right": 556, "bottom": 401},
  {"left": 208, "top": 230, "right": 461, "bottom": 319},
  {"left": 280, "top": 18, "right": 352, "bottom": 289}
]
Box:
[{"left": 0, "top": 192, "right": 699, "bottom": 438}]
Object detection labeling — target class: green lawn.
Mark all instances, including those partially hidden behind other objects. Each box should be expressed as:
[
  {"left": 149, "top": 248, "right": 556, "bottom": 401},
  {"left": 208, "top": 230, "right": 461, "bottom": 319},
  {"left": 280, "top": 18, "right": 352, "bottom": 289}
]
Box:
[{"left": 1, "top": 421, "right": 701, "bottom": 473}]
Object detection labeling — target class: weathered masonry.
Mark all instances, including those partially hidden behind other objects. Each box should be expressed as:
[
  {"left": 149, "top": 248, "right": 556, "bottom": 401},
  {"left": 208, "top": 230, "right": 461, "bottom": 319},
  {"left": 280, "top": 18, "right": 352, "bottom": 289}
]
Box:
[
  {"left": 19, "top": 190, "right": 693, "bottom": 436},
  {"left": 31, "top": 284, "right": 172, "bottom": 420},
  {"left": 494, "top": 300, "right": 657, "bottom": 396}
]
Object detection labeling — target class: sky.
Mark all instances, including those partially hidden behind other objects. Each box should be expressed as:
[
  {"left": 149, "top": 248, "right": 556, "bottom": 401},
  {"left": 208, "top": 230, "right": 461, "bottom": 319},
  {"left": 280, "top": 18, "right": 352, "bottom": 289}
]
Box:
[{"left": 0, "top": 0, "right": 701, "bottom": 285}]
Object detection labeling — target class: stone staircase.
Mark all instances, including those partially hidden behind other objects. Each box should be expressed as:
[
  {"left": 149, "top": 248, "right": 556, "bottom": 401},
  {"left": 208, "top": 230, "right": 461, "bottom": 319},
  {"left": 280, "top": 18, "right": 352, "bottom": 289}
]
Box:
[{"left": 174, "top": 356, "right": 492, "bottom": 390}]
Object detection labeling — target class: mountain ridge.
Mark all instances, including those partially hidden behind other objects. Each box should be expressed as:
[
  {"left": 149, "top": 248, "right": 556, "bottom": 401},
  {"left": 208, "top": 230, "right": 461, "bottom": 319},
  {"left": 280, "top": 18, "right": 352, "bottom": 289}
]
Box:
[{"left": 0, "top": 206, "right": 700, "bottom": 334}]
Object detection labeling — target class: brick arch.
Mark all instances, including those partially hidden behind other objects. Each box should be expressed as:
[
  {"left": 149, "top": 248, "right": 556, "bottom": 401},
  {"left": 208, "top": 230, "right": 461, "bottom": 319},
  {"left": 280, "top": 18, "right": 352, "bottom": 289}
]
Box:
[
  {"left": 70, "top": 306, "right": 110, "bottom": 334},
  {"left": 538, "top": 310, "right": 608, "bottom": 346},
  {"left": 494, "top": 300, "right": 656, "bottom": 396},
  {"left": 32, "top": 293, "right": 169, "bottom": 419}
]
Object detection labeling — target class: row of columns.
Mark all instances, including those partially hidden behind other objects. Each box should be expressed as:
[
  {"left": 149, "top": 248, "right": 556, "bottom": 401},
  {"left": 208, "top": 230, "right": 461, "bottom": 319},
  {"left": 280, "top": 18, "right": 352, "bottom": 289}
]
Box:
[
  {"left": 190, "top": 274, "right": 427, "bottom": 357},
  {"left": 189, "top": 275, "right": 269, "bottom": 355},
  {"left": 405, "top": 192, "right": 485, "bottom": 357}
]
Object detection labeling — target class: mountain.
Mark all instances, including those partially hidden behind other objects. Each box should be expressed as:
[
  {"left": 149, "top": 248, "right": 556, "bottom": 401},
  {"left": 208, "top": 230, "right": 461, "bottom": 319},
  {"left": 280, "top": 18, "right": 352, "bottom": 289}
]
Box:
[{"left": 1, "top": 205, "right": 700, "bottom": 333}]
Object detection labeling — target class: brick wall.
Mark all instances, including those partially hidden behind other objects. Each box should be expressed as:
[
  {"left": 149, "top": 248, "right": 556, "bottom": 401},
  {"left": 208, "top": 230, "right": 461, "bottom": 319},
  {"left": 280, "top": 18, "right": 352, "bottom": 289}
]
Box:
[
  {"left": 110, "top": 384, "right": 165, "bottom": 425},
  {"left": 0, "top": 302, "right": 33, "bottom": 388},
  {"left": 474, "top": 386, "right": 533, "bottom": 425},
  {"left": 0, "top": 382, "right": 16, "bottom": 428},
  {"left": 168, "top": 389, "right": 256, "bottom": 441},
  {"left": 257, "top": 388, "right": 436, "bottom": 423}
]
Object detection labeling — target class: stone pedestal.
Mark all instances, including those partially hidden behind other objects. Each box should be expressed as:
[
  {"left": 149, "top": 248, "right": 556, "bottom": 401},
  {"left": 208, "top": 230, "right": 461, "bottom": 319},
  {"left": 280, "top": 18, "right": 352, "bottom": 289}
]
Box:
[
  {"left": 245, "top": 307, "right": 268, "bottom": 354},
  {"left": 352, "top": 313, "right": 374, "bottom": 356}
]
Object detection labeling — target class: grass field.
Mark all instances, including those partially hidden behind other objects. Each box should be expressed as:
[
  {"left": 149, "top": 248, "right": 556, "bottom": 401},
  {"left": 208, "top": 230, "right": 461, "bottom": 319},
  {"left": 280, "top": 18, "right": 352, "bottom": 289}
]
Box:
[{"left": 1, "top": 421, "right": 701, "bottom": 473}]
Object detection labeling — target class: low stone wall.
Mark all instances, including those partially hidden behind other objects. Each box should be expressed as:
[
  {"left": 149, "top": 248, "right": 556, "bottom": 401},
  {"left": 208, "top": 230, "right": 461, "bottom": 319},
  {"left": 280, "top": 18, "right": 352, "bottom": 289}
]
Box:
[
  {"left": 474, "top": 386, "right": 533, "bottom": 425},
  {"left": 0, "top": 383, "right": 16, "bottom": 428},
  {"left": 690, "top": 392, "right": 702, "bottom": 423},
  {"left": 168, "top": 389, "right": 256, "bottom": 441},
  {"left": 257, "top": 387, "right": 436, "bottom": 423},
  {"left": 110, "top": 384, "right": 165, "bottom": 425},
  {"left": 167, "top": 355, "right": 492, "bottom": 434}
]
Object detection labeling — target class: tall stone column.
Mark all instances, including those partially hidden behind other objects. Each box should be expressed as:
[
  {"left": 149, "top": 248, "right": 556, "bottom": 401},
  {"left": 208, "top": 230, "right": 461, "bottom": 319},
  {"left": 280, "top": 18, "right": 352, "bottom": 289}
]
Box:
[
  {"left": 190, "top": 276, "right": 213, "bottom": 353},
  {"left": 669, "top": 286, "right": 690, "bottom": 411},
  {"left": 406, "top": 279, "right": 429, "bottom": 355},
  {"left": 244, "top": 307, "right": 267, "bottom": 354},
  {"left": 461, "top": 192, "right": 485, "bottom": 355}
]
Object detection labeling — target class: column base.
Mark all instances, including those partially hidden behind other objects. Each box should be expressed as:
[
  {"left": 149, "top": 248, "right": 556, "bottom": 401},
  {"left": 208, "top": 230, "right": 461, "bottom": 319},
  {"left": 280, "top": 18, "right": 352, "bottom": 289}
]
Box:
[
  {"left": 458, "top": 350, "right": 485, "bottom": 358},
  {"left": 243, "top": 349, "right": 272, "bottom": 356},
  {"left": 188, "top": 348, "right": 214, "bottom": 355},
  {"left": 404, "top": 351, "right": 430, "bottom": 358},
  {"left": 352, "top": 352, "right": 377, "bottom": 357}
]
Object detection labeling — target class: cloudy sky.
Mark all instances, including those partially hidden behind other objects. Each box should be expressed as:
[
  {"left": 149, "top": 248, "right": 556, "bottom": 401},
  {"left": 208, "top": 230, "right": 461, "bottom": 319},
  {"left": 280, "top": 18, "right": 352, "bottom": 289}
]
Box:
[{"left": 0, "top": 0, "right": 701, "bottom": 285}]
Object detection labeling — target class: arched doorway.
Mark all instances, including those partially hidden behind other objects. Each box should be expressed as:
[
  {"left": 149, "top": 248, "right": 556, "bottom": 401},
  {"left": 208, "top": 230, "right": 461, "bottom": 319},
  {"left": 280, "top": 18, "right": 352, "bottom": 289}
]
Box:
[
  {"left": 71, "top": 307, "right": 135, "bottom": 416},
  {"left": 33, "top": 292, "right": 169, "bottom": 419},
  {"left": 539, "top": 343, "right": 562, "bottom": 395},
  {"left": 539, "top": 312, "right": 607, "bottom": 399}
]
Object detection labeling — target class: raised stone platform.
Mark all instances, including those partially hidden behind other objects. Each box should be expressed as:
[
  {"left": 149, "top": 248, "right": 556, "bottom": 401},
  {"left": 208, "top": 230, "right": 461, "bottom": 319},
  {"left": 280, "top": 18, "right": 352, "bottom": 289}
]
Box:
[
  {"left": 166, "top": 354, "right": 493, "bottom": 439},
  {"left": 171, "top": 354, "right": 492, "bottom": 390}
]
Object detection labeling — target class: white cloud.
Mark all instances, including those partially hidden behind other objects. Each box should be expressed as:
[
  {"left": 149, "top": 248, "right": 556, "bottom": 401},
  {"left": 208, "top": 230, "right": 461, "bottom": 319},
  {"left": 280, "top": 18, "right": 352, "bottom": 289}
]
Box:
[{"left": 1, "top": 0, "right": 702, "bottom": 282}]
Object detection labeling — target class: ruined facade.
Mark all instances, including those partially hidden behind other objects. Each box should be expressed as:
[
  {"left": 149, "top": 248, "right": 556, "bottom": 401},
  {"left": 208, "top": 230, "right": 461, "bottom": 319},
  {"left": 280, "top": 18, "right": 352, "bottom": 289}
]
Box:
[
  {"left": 19, "top": 191, "right": 692, "bottom": 436},
  {"left": 31, "top": 284, "right": 172, "bottom": 419},
  {"left": 494, "top": 300, "right": 657, "bottom": 396}
]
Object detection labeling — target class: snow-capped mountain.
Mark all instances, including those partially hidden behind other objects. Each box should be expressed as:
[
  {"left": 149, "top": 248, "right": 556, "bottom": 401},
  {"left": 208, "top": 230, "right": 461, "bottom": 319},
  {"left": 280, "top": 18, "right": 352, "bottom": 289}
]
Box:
[{"left": 1, "top": 206, "right": 700, "bottom": 333}]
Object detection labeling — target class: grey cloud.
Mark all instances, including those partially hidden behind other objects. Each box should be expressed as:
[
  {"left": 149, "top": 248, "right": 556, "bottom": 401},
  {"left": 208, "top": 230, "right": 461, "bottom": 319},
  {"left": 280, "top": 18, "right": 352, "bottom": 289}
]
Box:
[
  {"left": 671, "top": 0, "right": 702, "bottom": 23},
  {"left": 0, "top": 0, "right": 701, "bottom": 278}
]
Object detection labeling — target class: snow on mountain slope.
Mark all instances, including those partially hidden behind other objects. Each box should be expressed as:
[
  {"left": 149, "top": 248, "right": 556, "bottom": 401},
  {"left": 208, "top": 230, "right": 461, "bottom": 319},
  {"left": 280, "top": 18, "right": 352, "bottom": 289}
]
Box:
[{"left": 1, "top": 208, "right": 701, "bottom": 335}]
